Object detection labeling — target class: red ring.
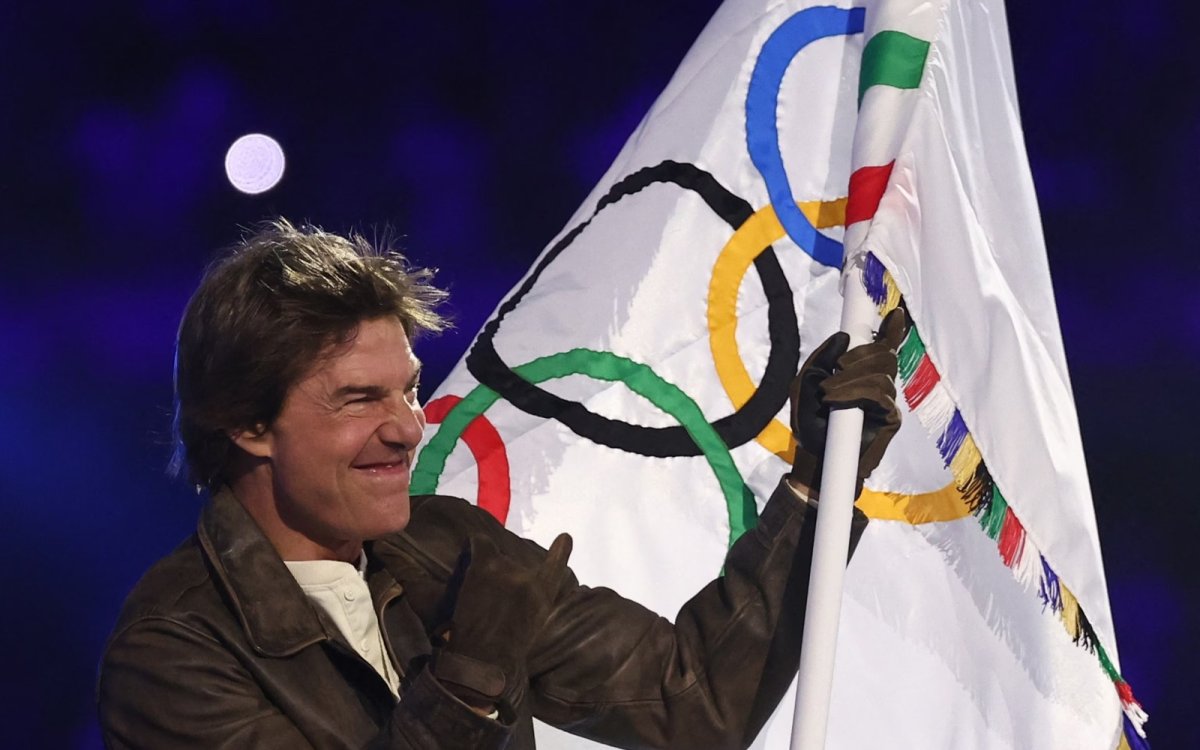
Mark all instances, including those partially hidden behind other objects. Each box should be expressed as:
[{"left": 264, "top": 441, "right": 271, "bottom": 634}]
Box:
[{"left": 422, "top": 395, "right": 512, "bottom": 523}]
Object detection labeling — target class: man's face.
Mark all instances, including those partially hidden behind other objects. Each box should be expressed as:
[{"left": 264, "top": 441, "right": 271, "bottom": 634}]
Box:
[{"left": 256, "top": 316, "right": 425, "bottom": 555}]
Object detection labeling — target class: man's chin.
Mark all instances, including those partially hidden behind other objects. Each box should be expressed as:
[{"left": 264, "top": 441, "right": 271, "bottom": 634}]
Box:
[{"left": 365, "top": 499, "right": 411, "bottom": 539}]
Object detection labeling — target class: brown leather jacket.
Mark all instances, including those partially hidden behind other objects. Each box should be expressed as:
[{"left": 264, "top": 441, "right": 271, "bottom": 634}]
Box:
[{"left": 98, "top": 479, "right": 865, "bottom": 749}]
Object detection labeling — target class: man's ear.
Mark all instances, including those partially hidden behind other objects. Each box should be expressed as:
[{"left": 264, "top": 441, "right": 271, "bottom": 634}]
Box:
[{"left": 229, "top": 424, "right": 273, "bottom": 459}]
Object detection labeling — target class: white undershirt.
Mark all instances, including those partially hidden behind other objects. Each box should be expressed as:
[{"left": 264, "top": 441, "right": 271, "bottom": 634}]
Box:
[{"left": 284, "top": 553, "right": 401, "bottom": 699}]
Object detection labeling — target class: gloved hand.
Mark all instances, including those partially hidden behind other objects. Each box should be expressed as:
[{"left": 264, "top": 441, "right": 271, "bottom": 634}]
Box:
[
  {"left": 788, "top": 308, "right": 906, "bottom": 498},
  {"left": 427, "top": 533, "right": 573, "bottom": 720}
]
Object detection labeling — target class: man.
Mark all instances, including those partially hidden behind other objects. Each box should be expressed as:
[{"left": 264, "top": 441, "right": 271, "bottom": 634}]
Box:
[{"left": 98, "top": 219, "right": 903, "bottom": 749}]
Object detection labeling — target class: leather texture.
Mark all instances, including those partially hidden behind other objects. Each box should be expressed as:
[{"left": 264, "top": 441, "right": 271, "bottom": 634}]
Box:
[{"left": 429, "top": 532, "right": 574, "bottom": 718}]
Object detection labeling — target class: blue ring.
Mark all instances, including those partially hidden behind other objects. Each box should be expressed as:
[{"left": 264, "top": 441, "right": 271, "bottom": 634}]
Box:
[{"left": 745, "top": 5, "right": 865, "bottom": 268}]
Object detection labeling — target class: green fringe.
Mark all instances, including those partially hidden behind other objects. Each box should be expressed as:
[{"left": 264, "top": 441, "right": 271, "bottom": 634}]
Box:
[
  {"left": 1095, "top": 641, "right": 1122, "bottom": 683},
  {"left": 979, "top": 486, "right": 1008, "bottom": 540},
  {"left": 897, "top": 326, "right": 926, "bottom": 381}
]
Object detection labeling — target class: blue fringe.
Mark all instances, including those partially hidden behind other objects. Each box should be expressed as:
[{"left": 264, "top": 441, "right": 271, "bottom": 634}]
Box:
[
  {"left": 936, "top": 410, "right": 969, "bottom": 465},
  {"left": 1037, "top": 555, "right": 1062, "bottom": 613},
  {"left": 863, "top": 252, "right": 888, "bottom": 304}
]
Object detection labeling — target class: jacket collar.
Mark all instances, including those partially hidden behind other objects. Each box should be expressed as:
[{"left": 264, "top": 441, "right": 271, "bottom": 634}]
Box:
[{"left": 197, "top": 487, "right": 332, "bottom": 657}]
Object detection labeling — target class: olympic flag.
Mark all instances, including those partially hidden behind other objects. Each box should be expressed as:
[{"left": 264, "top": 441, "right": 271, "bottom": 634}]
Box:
[{"left": 412, "top": 0, "right": 1148, "bottom": 747}]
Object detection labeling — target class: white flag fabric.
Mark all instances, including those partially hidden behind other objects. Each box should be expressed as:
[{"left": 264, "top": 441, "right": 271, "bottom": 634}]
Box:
[{"left": 412, "top": 1, "right": 1148, "bottom": 747}]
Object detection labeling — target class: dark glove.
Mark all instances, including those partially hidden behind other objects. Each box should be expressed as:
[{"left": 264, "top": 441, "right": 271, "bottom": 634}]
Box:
[
  {"left": 428, "top": 533, "right": 573, "bottom": 719},
  {"left": 788, "top": 308, "right": 906, "bottom": 497}
]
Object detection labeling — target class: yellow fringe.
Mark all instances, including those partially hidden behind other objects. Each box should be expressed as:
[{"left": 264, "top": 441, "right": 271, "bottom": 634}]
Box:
[
  {"left": 1060, "top": 584, "right": 1081, "bottom": 639},
  {"left": 949, "top": 434, "right": 983, "bottom": 489},
  {"left": 882, "top": 270, "right": 902, "bottom": 314}
]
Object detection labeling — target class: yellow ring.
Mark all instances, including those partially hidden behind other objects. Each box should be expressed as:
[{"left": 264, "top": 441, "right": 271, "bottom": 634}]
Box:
[
  {"left": 705, "top": 198, "right": 969, "bottom": 525},
  {"left": 855, "top": 485, "right": 972, "bottom": 523},
  {"left": 706, "top": 198, "right": 846, "bottom": 463}
]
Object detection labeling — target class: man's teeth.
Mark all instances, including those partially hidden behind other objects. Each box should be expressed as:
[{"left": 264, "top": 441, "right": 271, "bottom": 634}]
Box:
[{"left": 359, "top": 460, "right": 406, "bottom": 469}]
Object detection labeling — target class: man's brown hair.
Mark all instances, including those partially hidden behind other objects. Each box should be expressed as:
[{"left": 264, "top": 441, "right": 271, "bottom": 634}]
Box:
[{"left": 171, "top": 219, "right": 448, "bottom": 490}]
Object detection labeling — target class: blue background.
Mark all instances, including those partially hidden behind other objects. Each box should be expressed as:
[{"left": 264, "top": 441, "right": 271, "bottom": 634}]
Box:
[{"left": 0, "top": 1, "right": 1194, "bottom": 746}]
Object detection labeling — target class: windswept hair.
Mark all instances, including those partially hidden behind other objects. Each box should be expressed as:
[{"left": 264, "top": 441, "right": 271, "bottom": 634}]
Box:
[{"left": 170, "top": 218, "right": 449, "bottom": 490}]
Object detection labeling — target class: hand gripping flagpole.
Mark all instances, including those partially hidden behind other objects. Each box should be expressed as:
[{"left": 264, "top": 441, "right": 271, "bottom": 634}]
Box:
[{"left": 790, "top": 254, "right": 877, "bottom": 750}]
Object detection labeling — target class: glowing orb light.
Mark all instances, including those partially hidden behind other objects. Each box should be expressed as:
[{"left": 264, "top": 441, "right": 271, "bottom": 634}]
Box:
[{"left": 224, "top": 133, "right": 285, "bottom": 194}]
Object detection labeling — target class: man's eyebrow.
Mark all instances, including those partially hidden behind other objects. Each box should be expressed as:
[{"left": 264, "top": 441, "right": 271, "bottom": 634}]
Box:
[
  {"left": 330, "top": 363, "right": 422, "bottom": 400},
  {"left": 331, "top": 384, "right": 390, "bottom": 400}
]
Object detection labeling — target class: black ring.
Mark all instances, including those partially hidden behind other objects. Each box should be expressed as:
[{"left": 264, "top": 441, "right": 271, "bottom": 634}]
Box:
[{"left": 466, "top": 160, "right": 799, "bottom": 456}]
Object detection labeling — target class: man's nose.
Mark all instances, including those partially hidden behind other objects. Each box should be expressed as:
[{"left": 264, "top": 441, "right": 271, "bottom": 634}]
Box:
[{"left": 378, "top": 396, "right": 425, "bottom": 447}]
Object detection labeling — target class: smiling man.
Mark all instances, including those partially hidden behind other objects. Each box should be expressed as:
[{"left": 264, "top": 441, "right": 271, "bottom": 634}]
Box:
[
  {"left": 97, "top": 219, "right": 903, "bottom": 749},
  {"left": 231, "top": 315, "right": 427, "bottom": 562}
]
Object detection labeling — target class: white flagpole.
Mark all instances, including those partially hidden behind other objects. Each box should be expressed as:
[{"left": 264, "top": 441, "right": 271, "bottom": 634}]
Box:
[{"left": 790, "top": 256, "right": 877, "bottom": 750}]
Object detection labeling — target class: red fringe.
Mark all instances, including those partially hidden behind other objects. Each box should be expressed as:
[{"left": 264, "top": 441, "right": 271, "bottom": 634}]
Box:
[
  {"left": 998, "top": 508, "right": 1025, "bottom": 568},
  {"left": 1116, "top": 680, "right": 1135, "bottom": 705},
  {"left": 904, "top": 355, "right": 940, "bottom": 407}
]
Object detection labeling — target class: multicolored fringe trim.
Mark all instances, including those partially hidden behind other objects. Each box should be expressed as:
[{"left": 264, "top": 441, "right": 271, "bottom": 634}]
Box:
[{"left": 862, "top": 252, "right": 1150, "bottom": 747}]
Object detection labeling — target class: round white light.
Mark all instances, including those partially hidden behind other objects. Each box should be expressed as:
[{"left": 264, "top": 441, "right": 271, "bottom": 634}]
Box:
[{"left": 224, "top": 133, "right": 286, "bottom": 194}]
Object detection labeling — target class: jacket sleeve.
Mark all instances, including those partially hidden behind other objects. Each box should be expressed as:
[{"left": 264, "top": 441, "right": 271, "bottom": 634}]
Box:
[
  {"left": 394, "top": 476, "right": 866, "bottom": 750},
  {"left": 535, "top": 477, "right": 864, "bottom": 749},
  {"left": 98, "top": 616, "right": 513, "bottom": 750}
]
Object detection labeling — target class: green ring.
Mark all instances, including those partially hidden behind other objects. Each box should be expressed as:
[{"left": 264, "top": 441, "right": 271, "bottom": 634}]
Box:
[{"left": 412, "top": 348, "right": 757, "bottom": 547}]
